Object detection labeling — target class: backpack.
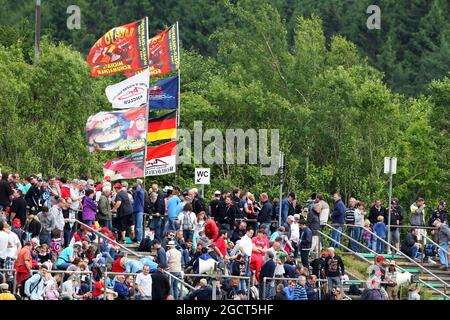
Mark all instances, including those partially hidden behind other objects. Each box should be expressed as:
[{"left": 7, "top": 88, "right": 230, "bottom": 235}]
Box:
[
  {"left": 137, "top": 236, "right": 152, "bottom": 252},
  {"left": 20, "top": 275, "right": 43, "bottom": 298},
  {"left": 182, "top": 212, "right": 194, "bottom": 231},
  {"left": 249, "top": 285, "right": 259, "bottom": 300},
  {"left": 425, "top": 244, "right": 435, "bottom": 257}
]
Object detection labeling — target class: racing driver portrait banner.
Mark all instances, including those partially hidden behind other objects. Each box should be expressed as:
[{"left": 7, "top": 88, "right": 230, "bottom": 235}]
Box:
[
  {"left": 87, "top": 18, "right": 149, "bottom": 77},
  {"left": 103, "top": 148, "right": 145, "bottom": 181},
  {"left": 85, "top": 106, "right": 147, "bottom": 152}
]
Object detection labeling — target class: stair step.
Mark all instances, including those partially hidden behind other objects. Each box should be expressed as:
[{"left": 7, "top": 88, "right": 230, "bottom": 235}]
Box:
[{"left": 357, "top": 253, "right": 403, "bottom": 259}]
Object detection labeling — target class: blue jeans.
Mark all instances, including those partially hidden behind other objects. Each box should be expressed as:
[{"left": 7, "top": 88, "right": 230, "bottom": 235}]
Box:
[
  {"left": 411, "top": 243, "right": 423, "bottom": 259},
  {"left": 134, "top": 212, "right": 144, "bottom": 242},
  {"left": 170, "top": 272, "right": 182, "bottom": 300},
  {"left": 439, "top": 243, "right": 449, "bottom": 266},
  {"left": 98, "top": 219, "right": 113, "bottom": 231},
  {"left": 376, "top": 238, "right": 385, "bottom": 253},
  {"left": 365, "top": 238, "right": 372, "bottom": 251},
  {"left": 164, "top": 218, "right": 178, "bottom": 235},
  {"left": 351, "top": 227, "right": 363, "bottom": 252},
  {"left": 39, "top": 233, "right": 51, "bottom": 246},
  {"left": 331, "top": 226, "right": 342, "bottom": 248},
  {"left": 57, "top": 262, "right": 72, "bottom": 270}
]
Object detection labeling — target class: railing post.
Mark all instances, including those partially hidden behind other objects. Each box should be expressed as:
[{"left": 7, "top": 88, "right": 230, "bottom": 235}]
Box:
[
  {"left": 212, "top": 279, "right": 217, "bottom": 300},
  {"left": 104, "top": 271, "right": 108, "bottom": 300}
]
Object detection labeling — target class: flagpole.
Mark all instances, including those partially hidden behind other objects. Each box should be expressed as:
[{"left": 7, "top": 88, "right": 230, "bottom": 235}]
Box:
[
  {"left": 174, "top": 21, "right": 181, "bottom": 187},
  {"left": 143, "top": 17, "right": 150, "bottom": 190}
]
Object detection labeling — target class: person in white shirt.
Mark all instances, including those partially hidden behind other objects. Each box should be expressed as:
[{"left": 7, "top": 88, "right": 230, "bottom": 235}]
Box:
[
  {"left": 290, "top": 216, "right": 300, "bottom": 257},
  {"left": 0, "top": 221, "right": 9, "bottom": 268},
  {"left": 50, "top": 199, "right": 65, "bottom": 233},
  {"left": 4, "top": 223, "right": 21, "bottom": 279},
  {"left": 136, "top": 264, "right": 153, "bottom": 300},
  {"left": 239, "top": 228, "right": 254, "bottom": 283}
]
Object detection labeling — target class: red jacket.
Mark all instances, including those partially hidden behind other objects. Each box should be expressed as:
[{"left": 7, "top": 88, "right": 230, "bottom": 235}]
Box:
[
  {"left": 112, "top": 257, "right": 125, "bottom": 273},
  {"left": 204, "top": 220, "right": 219, "bottom": 240}
]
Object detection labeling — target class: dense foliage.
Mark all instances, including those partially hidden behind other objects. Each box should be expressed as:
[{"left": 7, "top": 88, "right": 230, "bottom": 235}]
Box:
[{"left": 0, "top": 0, "right": 448, "bottom": 207}]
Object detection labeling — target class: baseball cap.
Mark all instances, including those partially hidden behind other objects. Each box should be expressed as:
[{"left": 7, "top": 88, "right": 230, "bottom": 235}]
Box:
[
  {"left": 104, "top": 176, "right": 111, "bottom": 182},
  {"left": 114, "top": 182, "right": 122, "bottom": 188},
  {"left": 214, "top": 190, "right": 221, "bottom": 195},
  {"left": 376, "top": 255, "right": 385, "bottom": 263},
  {"left": 13, "top": 218, "right": 21, "bottom": 228},
  {"left": 0, "top": 283, "right": 9, "bottom": 290},
  {"left": 167, "top": 240, "right": 176, "bottom": 246},
  {"left": 321, "top": 251, "right": 329, "bottom": 258}
]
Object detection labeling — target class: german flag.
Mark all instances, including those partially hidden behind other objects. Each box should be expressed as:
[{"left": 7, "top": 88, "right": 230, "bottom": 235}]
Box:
[{"left": 148, "top": 111, "right": 177, "bottom": 143}]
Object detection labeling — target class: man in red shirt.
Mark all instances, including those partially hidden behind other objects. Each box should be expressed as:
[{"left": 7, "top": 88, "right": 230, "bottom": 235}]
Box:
[
  {"left": 213, "top": 230, "right": 228, "bottom": 260},
  {"left": 250, "top": 229, "right": 269, "bottom": 282},
  {"left": 204, "top": 216, "right": 219, "bottom": 240}
]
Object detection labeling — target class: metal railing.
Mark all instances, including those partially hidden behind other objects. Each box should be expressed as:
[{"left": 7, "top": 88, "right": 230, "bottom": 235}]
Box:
[
  {"left": 183, "top": 273, "right": 251, "bottom": 300},
  {"left": 0, "top": 268, "right": 17, "bottom": 294},
  {"left": 70, "top": 218, "right": 143, "bottom": 258},
  {"left": 71, "top": 218, "right": 197, "bottom": 298},
  {"left": 324, "top": 223, "right": 450, "bottom": 299},
  {"left": 261, "top": 276, "right": 395, "bottom": 300}
]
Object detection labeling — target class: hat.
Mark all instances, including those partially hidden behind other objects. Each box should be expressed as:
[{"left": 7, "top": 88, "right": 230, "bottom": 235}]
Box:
[
  {"left": 321, "top": 251, "right": 329, "bottom": 258},
  {"left": 114, "top": 182, "right": 122, "bottom": 188},
  {"left": 30, "top": 238, "right": 40, "bottom": 247},
  {"left": 95, "top": 183, "right": 103, "bottom": 192},
  {"left": 0, "top": 283, "right": 9, "bottom": 290},
  {"left": 376, "top": 255, "right": 385, "bottom": 263},
  {"left": 288, "top": 192, "right": 296, "bottom": 199},
  {"left": 389, "top": 260, "right": 396, "bottom": 266},
  {"left": 104, "top": 176, "right": 111, "bottom": 182},
  {"left": 214, "top": 190, "right": 221, "bottom": 195},
  {"left": 13, "top": 218, "right": 21, "bottom": 228},
  {"left": 167, "top": 240, "right": 176, "bottom": 247}
]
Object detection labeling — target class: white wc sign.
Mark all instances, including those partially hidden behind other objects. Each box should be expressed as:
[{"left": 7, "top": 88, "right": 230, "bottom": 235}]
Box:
[{"left": 195, "top": 168, "right": 210, "bottom": 185}]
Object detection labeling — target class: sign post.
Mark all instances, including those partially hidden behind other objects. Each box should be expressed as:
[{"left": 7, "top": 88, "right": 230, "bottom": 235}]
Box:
[
  {"left": 278, "top": 152, "right": 285, "bottom": 228},
  {"left": 384, "top": 156, "right": 397, "bottom": 255},
  {"left": 195, "top": 168, "right": 210, "bottom": 198}
]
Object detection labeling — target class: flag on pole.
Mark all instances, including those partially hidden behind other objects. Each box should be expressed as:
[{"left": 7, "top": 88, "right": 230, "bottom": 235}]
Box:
[
  {"left": 149, "top": 75, "right": 178, "bottom": 110},
  {"left": 105, "top": 68, "right": 150, "bottom": 109},
  {"left": 103, "top": 148, "right": 145, "bottom": 181},
  {"left": 148, "top": 111, "right": 177, "bottom": 143},
  {"left": 145, "top": 140, "right": 177, "bottom": 176},
  {"left": 124, "top": 23, "right": 179, "bottom": 78},
  {"left": 85, "top": 106, "right": 147, "bottom": 152},
  {"left": 87, "top": 18, "right": 149, "bottom": 77}
]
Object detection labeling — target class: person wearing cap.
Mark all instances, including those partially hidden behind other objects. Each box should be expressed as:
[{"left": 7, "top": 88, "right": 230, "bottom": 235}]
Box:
[
  {"left": 429, "top": 200, "right": 448, "bottom": 234},
  {"left": 368, "top": 255, "right": 386, "bottom": 281},
  {"left": 166, "top": 240, "right": 182, "bottom": 299},
  {"left": 385, "top": 260, "right": 399, "bottom": 300},
  {"left": 433, "top": 220, "right": 450, "bottom": 271},
  {"left": 0, "top": 282, "right": 15, "bottom": 300},
  {"left": 209, "top": 190, "right": 224, "bottom": 219},
  {"left": 281, "top": 192, "right": 296, "bottom": 226}
]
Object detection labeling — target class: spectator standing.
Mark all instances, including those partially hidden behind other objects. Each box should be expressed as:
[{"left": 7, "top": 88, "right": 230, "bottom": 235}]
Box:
[{"left": 331, "top": 193, "right": 346, "bottom": 248}]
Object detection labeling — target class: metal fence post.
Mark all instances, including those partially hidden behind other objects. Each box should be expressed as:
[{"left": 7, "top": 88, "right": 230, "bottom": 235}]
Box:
[{"left": 104, "top": 271, "right": 108, "bottom": 300}]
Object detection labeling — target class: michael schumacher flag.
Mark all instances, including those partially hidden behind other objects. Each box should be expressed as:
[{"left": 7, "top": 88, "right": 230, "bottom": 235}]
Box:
[{"left": 87, "top": 18, "right": 149, "bottom": 77}]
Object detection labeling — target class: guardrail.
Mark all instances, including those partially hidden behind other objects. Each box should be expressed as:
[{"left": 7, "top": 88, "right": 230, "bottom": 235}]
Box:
[
  {"left": 183, "top": 273, "right": 251, "bottom": 300},
  {"left": 324, "top": 223, "right": 450, "bottom": 299}
]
